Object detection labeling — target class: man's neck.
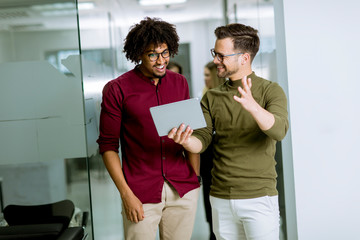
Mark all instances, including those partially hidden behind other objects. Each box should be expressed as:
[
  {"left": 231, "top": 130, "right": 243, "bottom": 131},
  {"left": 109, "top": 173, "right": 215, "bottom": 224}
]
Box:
[
  {"left": 229, "top": 68, "right": 253, "bottom": 81},
  {"left": 137, "top": 65, "right": 160, "bottom": 85}
]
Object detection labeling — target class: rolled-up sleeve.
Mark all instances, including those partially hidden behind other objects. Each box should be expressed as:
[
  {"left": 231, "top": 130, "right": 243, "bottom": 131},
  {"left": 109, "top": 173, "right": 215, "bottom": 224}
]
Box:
[{"left": 97, "top": 81, "right": 123, "bottom": 154}]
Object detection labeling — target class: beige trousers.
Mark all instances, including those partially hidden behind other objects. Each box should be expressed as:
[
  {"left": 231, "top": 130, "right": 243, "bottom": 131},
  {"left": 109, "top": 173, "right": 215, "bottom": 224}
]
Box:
[{"left": 122, "top": 181, "right": 199, "bottom": 240}]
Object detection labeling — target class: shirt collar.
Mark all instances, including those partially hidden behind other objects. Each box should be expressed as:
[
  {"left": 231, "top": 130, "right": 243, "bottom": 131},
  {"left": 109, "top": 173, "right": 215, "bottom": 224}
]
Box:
[
  {"left": 227, "top": 71, "right": 256, "bottom": 88},
  {"left": 134, "top": 65, "right": 163, "bottom": 86}
]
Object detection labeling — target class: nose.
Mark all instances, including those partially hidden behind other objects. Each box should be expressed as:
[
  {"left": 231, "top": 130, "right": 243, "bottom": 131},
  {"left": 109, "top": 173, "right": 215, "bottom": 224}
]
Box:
[
  {"left": 213, "top": 56, "right": 220, "bottom": 65},
  {"left": 156, "top": 54, "right": 166, "bottom": 64}
]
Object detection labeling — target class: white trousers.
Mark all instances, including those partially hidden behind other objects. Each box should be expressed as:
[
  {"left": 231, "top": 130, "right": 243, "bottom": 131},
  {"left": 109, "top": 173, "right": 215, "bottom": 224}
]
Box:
[{"left": 210, "top": 195, "right": 280, "bottom": 240}]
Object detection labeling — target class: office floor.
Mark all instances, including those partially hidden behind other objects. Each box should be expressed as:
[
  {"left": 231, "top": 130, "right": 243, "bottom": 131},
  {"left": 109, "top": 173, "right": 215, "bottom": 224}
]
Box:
[
  {"left": 68, "top": 169, "right": 211, "bottom": 240},
  {"left": 67, "top": 160, "right": 285, "bottom": 240}
]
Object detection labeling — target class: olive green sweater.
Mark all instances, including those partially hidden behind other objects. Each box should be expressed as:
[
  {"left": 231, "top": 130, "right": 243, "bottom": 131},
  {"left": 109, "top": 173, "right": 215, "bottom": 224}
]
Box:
[{"left": 193, "top": 72, "right": 289, "bottom": 199}]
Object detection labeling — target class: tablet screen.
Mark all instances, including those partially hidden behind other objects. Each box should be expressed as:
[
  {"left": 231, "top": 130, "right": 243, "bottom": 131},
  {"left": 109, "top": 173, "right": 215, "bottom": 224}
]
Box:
[{"left": 150, "top": 98, "right": 206, "bottom": 136}]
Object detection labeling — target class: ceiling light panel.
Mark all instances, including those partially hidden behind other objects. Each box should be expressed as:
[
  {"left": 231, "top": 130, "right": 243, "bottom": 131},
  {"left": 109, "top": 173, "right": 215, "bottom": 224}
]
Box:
[{"left": 138, "top": 0, "right": 187, "bottom": 6}]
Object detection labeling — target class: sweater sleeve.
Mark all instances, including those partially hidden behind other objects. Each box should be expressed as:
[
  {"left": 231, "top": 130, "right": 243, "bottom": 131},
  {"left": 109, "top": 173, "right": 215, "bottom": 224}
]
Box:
[
  {"left": 192, "top": 92, "right": 214, "bottom": 153},
  {"left": 262, "top": 82, "right": 289, "bottom": 141}
]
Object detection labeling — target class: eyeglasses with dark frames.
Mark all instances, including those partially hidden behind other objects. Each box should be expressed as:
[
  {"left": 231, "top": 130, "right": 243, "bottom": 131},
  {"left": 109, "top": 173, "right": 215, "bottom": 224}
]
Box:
[
  {"left": 147, "top": 50, "right": 170, "bottom": 62},
  {"left": 210, "top": 48, "right": 243, "bottom": 62}
]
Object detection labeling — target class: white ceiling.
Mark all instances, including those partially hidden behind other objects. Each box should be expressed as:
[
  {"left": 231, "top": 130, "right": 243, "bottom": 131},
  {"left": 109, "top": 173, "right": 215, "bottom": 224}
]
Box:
[{"left": 0, "top": 0, "right": 273, "bottom": 31}]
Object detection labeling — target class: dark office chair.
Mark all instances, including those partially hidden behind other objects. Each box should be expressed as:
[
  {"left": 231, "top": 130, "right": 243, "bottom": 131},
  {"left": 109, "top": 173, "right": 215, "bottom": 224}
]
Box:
[{"left": 0, "top": 199, "right": 85, "bottom": 240}]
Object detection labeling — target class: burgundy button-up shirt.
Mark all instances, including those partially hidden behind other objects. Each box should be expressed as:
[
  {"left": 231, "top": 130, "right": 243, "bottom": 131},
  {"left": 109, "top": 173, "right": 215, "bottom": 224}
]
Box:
[{"left": 97, "top": 67, "right": 199, "bottom": 203}]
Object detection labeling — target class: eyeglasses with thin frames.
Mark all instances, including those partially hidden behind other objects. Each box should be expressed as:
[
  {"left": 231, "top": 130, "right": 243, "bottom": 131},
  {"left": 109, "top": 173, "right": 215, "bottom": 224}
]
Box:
[
  {"left": 210, "top": 48, "right": 243, "bottom": 62},
  {"left": 147, "top": 50, "right": 170, "bottom": 62}
]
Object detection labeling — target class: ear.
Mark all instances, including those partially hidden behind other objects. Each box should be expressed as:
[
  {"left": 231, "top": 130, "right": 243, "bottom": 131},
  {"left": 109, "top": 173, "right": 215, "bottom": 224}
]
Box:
[{"left": 241, "top": 53, "right": 251, "bottom": 65}]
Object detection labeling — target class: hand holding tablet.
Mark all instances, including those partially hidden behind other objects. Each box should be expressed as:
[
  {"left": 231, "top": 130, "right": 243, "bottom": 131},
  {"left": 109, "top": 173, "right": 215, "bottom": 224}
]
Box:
[{"left": 149, "top": 98, "right": 206, "bottom": 137}]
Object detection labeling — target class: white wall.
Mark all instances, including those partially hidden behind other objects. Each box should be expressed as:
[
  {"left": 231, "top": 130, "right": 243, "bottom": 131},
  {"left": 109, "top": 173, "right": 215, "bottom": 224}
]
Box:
[{"left": 276, "top": 0, "right": 360, "bottom": 239}]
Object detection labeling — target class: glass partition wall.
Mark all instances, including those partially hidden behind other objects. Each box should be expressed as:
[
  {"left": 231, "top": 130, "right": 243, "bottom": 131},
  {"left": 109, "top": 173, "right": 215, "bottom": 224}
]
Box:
[
  {"left": 0, "top": 0, "right": 293, "bottom": 239},
  {"left": 0, "top": 0, "right": 93, "bottom": 238},
  {"left": 77, "top": 6, "right": 123, "bottom": 240}
]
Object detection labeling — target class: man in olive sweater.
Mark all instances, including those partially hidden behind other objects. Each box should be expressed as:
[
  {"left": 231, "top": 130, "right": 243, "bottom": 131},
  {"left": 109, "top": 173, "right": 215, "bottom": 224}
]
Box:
[{"left": 169, "top": 23, "right": 289, "bottom": 240}]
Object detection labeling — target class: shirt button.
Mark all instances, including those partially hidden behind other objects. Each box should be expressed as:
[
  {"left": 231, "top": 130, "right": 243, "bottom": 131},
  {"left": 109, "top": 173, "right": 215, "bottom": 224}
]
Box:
[
  {"left": 162, "top": 140, "right": 165, "bottom": 143},
  {"left": 162, "top": 157, "right": 166, "bottom": 160}
]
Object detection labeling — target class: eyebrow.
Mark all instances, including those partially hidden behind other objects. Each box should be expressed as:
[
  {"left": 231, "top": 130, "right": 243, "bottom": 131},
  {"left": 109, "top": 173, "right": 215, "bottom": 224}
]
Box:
[
  {"left": 146, "top": 49, "right": 169, "bottom": 54},
  {"left": 213, "top": 49, "right": 226, "bottom": 55}
]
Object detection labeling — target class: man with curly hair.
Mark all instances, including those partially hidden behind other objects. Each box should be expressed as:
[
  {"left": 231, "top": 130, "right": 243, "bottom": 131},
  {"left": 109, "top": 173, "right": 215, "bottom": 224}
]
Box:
[
  {"left": 97, "top": 17, "right": 200, "bottom": 240},
  {"left": 169, "top": 23, "right": 289, "bottom": 240}
]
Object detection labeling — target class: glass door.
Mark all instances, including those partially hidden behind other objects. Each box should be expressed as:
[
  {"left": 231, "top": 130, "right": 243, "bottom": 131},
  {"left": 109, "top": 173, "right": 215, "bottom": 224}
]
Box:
[{"left": 0, "top": 0, "right": 93, "bottom": 238}]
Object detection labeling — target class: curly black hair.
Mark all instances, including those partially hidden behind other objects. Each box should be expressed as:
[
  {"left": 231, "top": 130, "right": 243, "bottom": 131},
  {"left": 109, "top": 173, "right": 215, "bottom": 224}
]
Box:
[{"left": 123, "top": 17, "right": 179, "bottom": 64}]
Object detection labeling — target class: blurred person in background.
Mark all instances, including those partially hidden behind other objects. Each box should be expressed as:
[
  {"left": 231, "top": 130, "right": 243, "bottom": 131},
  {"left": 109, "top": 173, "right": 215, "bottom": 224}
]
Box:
[
  {"left": 202, "top": 61, "right": 225, "bottom": 95},
  {"left": 167, "top": 61, "right": 183, "bottom": 74}
]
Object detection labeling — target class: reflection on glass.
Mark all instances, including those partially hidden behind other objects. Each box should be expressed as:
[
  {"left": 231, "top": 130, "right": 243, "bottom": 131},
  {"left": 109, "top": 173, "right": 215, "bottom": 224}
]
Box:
[{"left": 0, "top": 0, "right": 93, "bottom": 238}]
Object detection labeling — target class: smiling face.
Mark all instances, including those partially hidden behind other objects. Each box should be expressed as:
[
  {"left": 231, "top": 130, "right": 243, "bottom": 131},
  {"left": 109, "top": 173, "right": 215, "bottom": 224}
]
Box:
[
  {"left": 213, "top": 38, "right": 243, "bottom": 80},
  {"left": 138, "top": 43, "right": 169, "bottom": 84}
]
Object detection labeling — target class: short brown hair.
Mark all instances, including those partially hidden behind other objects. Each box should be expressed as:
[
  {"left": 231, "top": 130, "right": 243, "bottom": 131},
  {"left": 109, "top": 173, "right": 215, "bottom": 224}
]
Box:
[
  {"left": 214, "top": 23, "right": 260, "bottom": 62},
  {"left": 123, "top": 17, "right": 179, "bottom": 64}
]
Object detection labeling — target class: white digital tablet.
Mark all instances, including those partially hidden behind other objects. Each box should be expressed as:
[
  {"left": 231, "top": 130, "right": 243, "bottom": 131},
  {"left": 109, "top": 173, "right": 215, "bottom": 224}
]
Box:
[{"left": 150, "top": 98, "right": 207, "bottom": 137}]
